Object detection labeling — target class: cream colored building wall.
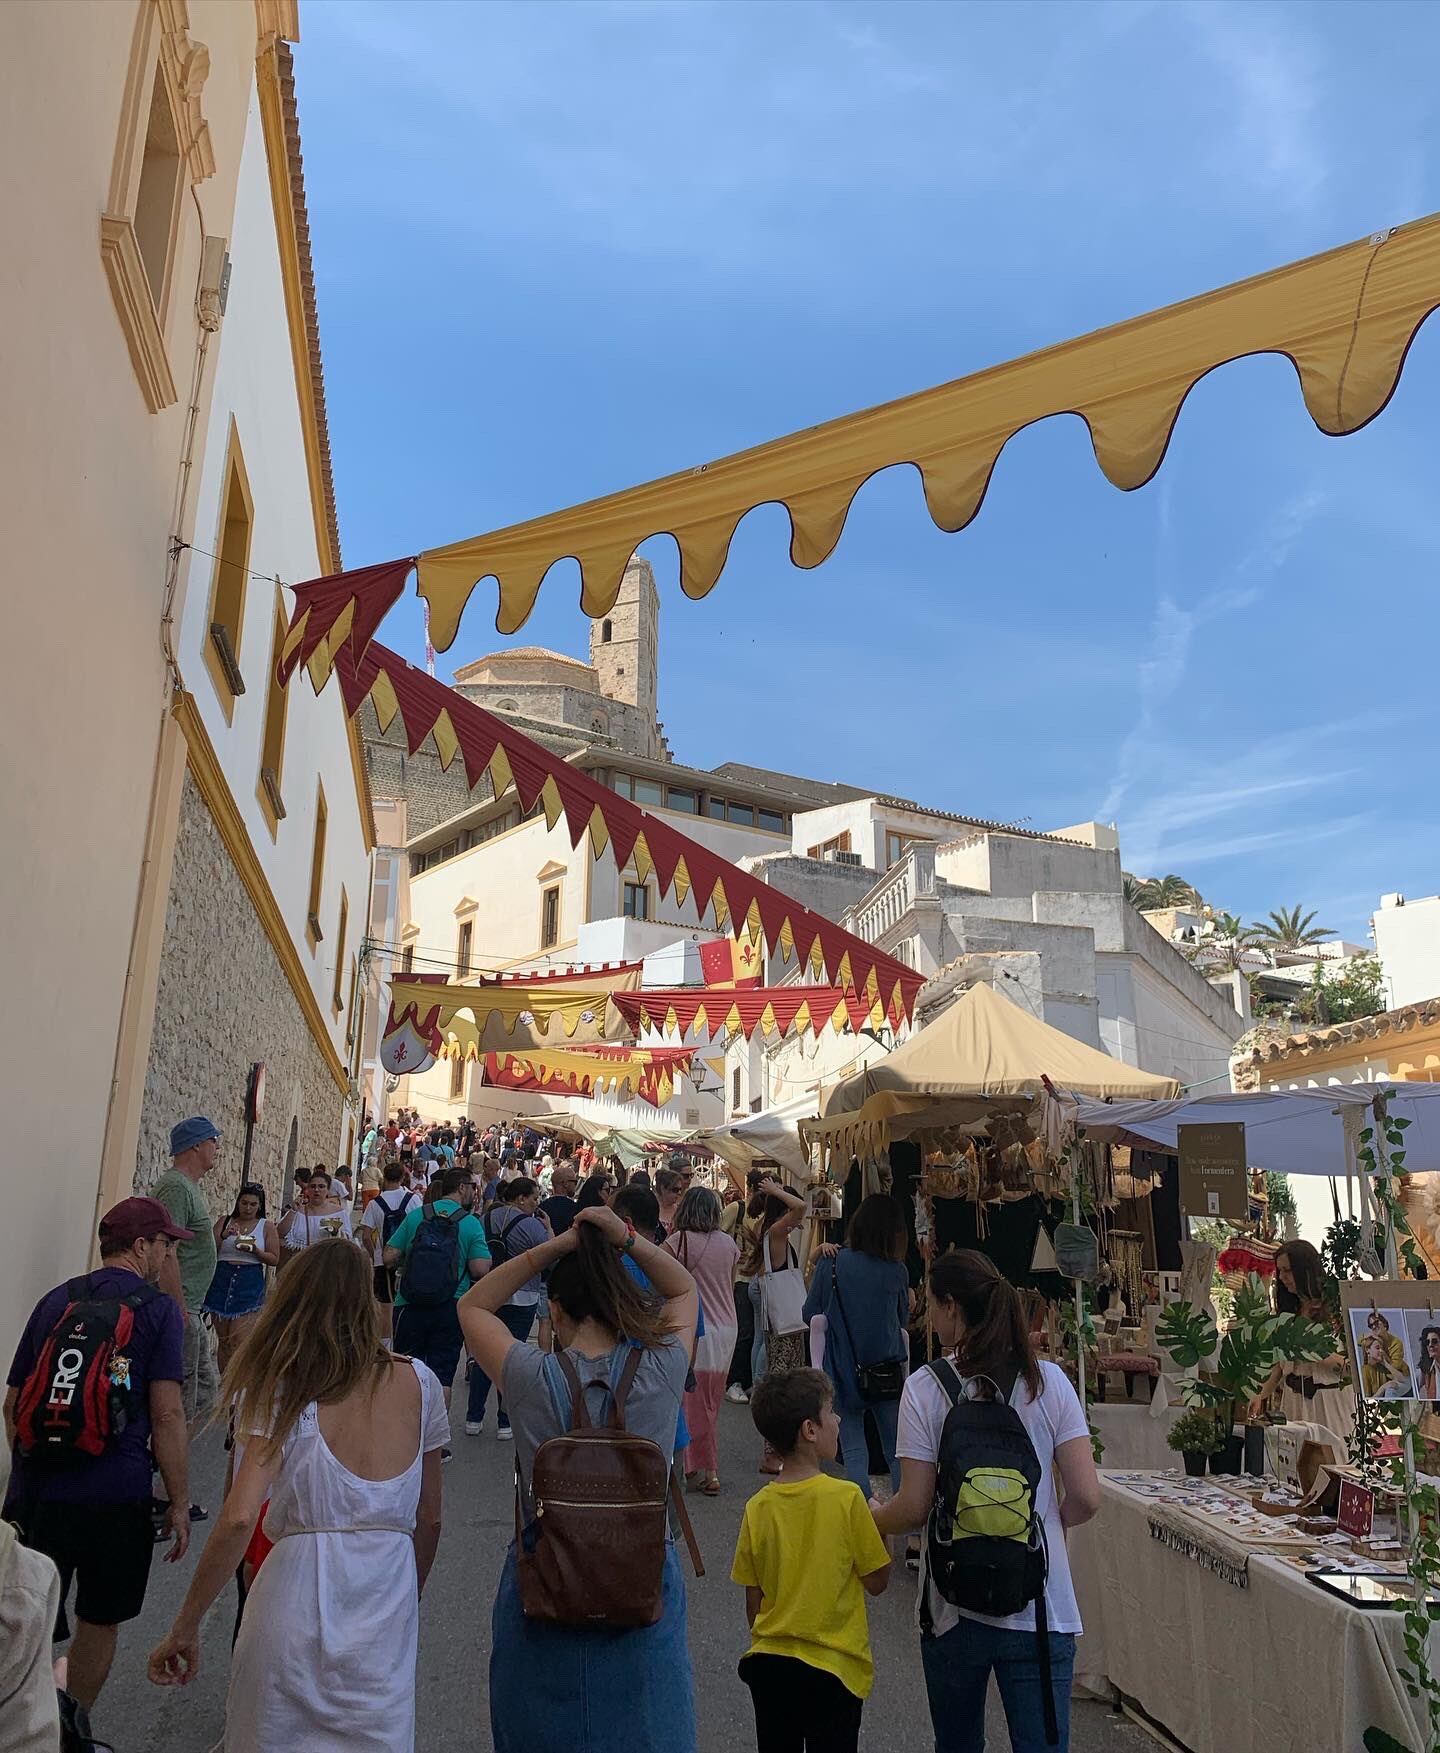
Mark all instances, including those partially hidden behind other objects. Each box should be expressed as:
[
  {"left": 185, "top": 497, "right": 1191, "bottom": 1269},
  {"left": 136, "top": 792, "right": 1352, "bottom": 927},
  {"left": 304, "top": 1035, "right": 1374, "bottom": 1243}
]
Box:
[
  {"left": 405, "top": 807, "right": 796, "bottom": 975},
  {"left": 0, "top": 0, "right": 270, "bottom": 1355},
  {"left": 175, "top": 86, "right": 369, "bottom": 1089}
]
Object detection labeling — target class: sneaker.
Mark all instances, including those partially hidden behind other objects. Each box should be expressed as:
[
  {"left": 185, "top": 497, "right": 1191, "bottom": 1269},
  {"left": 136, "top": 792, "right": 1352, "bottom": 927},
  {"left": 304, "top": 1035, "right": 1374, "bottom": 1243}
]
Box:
[
  {"left": 464, "top": 1420, "right": 483, "bottom": 1436},
  {"left": 440, "top": 1446, "right": 453, "bottom": 1464},
  {"left": 725, "top": 1384, "right": 749, "bottom": 1405},
  {"left": 497, "top": 1423, "right": 514, "bottom": 1442}
]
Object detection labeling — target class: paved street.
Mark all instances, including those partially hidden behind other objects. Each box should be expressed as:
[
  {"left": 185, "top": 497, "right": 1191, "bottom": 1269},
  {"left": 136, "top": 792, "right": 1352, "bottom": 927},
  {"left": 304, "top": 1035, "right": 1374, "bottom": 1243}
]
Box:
[{"left": 98, "top": 1388, "right": 1150, "bottom": 1752}]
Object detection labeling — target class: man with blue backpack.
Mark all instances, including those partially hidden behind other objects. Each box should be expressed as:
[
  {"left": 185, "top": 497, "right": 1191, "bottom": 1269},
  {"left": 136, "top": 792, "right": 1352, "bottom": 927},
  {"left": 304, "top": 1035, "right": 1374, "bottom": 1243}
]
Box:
[{"left": 384, "top": 1165, "right": 490, "bottom": 1458}]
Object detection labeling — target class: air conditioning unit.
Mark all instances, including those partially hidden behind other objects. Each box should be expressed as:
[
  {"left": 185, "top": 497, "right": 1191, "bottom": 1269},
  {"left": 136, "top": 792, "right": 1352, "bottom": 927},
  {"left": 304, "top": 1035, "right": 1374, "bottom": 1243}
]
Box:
[{"left": 833, "top": 850, "right": 863, "bottom": 866}]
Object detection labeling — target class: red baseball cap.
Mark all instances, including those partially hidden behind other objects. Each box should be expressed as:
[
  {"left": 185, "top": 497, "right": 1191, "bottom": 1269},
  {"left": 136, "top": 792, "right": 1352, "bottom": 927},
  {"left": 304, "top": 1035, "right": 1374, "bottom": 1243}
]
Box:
[{"left": 99, "top": 1196, "right": 194, "bottom": 1246}]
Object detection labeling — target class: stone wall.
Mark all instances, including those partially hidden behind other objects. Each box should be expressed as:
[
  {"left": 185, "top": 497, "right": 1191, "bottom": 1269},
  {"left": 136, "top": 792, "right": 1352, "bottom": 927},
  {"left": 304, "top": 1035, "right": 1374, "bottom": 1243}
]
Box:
[{"left": 135, "top": 771, "right": 346, "bottom": 1220}]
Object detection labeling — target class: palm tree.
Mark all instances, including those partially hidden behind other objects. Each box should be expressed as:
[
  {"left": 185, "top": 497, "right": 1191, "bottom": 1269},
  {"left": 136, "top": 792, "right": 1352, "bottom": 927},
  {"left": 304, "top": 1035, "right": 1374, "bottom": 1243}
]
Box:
[
  {"left": 1132, "top": 874, "right": 1202, "bottom": 910},
  {"left": 1249, "top": 905, "right": 1335, "bottom": 960},
  {"left": 1206, "top": 914, "right": 1262, "bottom": 972},
  {"left": 1122, "top": 873, "right": 1146, "bottom": 908}
]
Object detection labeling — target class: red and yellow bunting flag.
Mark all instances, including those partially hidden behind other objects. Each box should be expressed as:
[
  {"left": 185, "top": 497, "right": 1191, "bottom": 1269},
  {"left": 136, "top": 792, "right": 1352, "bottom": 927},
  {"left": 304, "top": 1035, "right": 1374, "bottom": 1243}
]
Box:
[
  {"left": 316, "top": 645, "right": 921, "bottom": 1024},
  {"left": 611, "top": 985, "right": 881, "bottom": 1043},
  {"left": 477, "top": 1045, "right": 695, "bottom": 1108}
]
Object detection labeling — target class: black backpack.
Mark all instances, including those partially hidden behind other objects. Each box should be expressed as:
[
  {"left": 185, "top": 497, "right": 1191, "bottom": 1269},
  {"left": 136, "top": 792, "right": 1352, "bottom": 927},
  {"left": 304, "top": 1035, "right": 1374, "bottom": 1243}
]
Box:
[
  {"left": 924, "top": 1357, "right": 1057, "bottom": 1745},
  {"left": 485, "top": 1207, "right": 524, "bottom": 1266},
  {"left": 375, "top": 1189, "right": 414, "bottom": 1246},
  {"left": 397, "top": 1204, "right": 463, "bottom": 1308}
]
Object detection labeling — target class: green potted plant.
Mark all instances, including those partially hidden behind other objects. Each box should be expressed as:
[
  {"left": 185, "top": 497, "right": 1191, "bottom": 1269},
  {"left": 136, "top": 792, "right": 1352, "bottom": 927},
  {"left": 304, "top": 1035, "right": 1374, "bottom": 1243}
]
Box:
[
  {"left": 1166, "top": 1406, "right": 1223, "bottom": 1476},
  {"left": 1155, "top": 1274, "right": 1337, "bottom": 1472}
]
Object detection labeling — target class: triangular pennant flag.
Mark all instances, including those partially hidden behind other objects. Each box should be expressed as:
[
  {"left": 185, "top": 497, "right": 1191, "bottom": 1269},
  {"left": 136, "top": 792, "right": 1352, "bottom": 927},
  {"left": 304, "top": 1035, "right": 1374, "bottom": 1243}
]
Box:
[{"left": 1029, "top": 1225, "right": 1059, "bottom": 1274}]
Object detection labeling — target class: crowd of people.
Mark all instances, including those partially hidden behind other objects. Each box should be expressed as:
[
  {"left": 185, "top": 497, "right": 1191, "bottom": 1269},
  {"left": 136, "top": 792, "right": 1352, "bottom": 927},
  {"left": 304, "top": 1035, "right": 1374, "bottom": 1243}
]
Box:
[{"left": 3, "top": 1109, "right": 1102, "bottom": 1753}]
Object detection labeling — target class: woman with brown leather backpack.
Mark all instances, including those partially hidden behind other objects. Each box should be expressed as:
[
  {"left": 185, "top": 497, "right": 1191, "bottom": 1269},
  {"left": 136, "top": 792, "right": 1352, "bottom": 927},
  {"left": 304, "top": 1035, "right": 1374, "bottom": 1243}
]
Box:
[{"left": 461, "top": 1205, "right": 699, "bottom": 1753}]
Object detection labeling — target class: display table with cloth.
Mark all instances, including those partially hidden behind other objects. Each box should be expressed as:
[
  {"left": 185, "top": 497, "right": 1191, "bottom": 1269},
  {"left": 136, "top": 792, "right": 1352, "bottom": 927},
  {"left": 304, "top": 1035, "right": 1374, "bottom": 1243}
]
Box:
[
  {"left": 1069, "top": 1473, "right": 1431, "bottom": 1752},
  {"left": 1090, "top": 1402, "right": 1186, "bottom": 1470}
]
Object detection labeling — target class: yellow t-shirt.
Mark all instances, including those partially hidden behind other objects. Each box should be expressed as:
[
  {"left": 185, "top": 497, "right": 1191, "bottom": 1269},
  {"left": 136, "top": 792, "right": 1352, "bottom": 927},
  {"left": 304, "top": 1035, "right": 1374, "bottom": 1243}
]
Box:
[{"left": 730, "top": 1473, "right": 891, "bottom": 1699}]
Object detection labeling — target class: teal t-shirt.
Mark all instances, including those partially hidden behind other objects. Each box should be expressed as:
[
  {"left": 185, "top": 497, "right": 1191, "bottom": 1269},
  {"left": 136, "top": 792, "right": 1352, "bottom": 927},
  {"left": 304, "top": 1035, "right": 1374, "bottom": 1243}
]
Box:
[{"left": 388, "top": 1199, "right": 489, "bottom": 1305}]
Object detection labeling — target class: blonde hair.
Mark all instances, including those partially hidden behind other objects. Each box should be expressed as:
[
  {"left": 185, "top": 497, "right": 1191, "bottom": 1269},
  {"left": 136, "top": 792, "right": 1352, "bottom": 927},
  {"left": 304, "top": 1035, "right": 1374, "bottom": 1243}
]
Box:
[{"left": 222, "top": 1238, "right": 387, "bottom": 1457}]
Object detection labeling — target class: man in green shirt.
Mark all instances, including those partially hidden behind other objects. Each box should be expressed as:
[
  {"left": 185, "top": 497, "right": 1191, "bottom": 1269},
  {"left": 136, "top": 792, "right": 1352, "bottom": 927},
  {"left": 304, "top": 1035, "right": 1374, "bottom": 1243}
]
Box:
[
  {"left": 384, "top": 1164, "right": 489, "bottom": 1451},
  {"left": 153, "top": 1117, "right": 221, "bottom": 1436}
]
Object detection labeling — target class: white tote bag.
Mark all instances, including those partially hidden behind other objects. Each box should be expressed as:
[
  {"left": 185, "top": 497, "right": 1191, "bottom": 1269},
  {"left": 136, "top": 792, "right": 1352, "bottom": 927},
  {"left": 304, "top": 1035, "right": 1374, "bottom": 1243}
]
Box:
[{"left": 758, "top": 1237, "right": 807, "bottom": 1338}]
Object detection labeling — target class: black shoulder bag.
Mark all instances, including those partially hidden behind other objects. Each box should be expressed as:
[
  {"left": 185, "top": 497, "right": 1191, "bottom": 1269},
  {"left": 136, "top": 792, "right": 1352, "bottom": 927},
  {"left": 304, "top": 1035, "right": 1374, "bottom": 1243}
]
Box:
[{"left": 830, "top": 1254, "right": 906, "bottom": 1402}]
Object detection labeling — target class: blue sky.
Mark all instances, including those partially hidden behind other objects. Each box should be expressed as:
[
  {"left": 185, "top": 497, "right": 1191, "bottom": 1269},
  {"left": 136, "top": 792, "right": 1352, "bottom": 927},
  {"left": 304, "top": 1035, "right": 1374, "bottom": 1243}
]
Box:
[{"left": 295, "top": 1, "right": 1439, "bottom": 944}]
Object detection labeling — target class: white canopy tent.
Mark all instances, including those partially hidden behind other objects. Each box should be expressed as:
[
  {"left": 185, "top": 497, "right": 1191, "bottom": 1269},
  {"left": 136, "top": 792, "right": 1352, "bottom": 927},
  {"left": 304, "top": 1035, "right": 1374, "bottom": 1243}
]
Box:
[
  {"left": 1069, "top": 1083, "right": 1440, "bottom": 1177},
  {"left": 702, "top": 1093, "right": 817, "bottom": 1181}
]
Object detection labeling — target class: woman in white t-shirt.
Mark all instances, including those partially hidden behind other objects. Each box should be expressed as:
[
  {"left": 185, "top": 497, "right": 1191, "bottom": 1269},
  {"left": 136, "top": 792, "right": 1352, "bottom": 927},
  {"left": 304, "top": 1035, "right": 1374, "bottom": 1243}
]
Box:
[{"left": 873, "top": 1249, "right": 1101, "bottom": 1753}]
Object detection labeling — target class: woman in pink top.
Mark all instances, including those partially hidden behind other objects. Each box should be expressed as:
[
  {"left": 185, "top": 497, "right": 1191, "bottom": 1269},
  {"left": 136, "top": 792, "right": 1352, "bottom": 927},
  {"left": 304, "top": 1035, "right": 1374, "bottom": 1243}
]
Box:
[{"left": 665, "top": 1188, "right": 739, "bottom": 1494}]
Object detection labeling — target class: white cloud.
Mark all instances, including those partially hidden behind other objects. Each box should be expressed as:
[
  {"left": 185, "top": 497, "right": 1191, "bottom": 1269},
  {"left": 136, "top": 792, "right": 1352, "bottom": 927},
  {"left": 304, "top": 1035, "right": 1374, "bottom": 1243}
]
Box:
[
  {"left": 1183, "top": 2, "right": 1329, "bottom": 213},
  {"left": 1099, "top": 487, "right": 1323, "bottom": 823}
]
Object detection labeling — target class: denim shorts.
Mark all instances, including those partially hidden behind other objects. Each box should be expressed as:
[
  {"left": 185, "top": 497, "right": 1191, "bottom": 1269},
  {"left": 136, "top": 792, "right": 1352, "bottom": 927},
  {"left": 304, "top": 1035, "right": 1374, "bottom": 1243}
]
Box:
[{"left": 202, "top": 1261, "right": 266, "bottom": 1319}]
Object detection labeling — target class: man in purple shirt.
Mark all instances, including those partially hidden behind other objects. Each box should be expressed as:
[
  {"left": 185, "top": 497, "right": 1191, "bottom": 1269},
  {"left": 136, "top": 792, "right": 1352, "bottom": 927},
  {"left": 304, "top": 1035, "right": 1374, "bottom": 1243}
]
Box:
[{"left": 3, "top": 1197, "right": 191, "bottom": 1719}]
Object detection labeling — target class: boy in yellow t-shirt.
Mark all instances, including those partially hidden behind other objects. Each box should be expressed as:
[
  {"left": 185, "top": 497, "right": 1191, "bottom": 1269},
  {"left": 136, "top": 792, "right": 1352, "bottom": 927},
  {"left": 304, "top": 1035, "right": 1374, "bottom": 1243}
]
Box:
[{"left": 731, "top": 1367, "right": 892, "bottom": 1751}]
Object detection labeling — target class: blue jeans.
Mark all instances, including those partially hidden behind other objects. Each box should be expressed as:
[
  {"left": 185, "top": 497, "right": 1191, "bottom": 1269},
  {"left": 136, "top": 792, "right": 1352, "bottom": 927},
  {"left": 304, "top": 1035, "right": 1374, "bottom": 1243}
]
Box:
[
  {"left": 467, "top": 1303, "right": 536, "bottom": 1425},
  {"left": 839, "top": 1401, "right": 901, "bottom": 1496},
  {"left": 920, "top": 1619, "right": 1075, "bottom": 1753},
  {"left": 749, "top": 1277, "right": 767, "bottom": 1382},
  {"left": 490, "top": 1542, "right": 696, "bottom": 1753}
]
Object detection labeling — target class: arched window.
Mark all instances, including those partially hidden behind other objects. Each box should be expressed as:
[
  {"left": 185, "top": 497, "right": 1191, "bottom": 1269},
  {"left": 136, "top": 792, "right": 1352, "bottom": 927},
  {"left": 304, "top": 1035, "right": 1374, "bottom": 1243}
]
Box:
[
  {"left": 600, "top": 620, "right": 612, "bottom": 644},
  {"left": 495, "top": 698, "right": 519, "bottom": 712}
]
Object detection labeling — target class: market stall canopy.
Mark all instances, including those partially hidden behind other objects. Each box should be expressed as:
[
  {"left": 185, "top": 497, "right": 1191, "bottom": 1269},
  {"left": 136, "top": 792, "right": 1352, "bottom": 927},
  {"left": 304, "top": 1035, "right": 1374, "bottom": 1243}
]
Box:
[
  {"left": 1069, "top": 1084, "right": 1440, "bottom": 1178},
  {"left": 803, "top": 982, "right": 1180, "bottom": 1161},
  {"left": 565, "top": 1113, "right": 708, "bottom": 1172},
  {"left": 278, "top": 216, "right": 1439, "bottom": 646},
  {"left": 316, "top": 644, "right": 920, "bottom": 1027},
  {"left": 702, "top": 1093, "right": 820, "bottom": 1181}
]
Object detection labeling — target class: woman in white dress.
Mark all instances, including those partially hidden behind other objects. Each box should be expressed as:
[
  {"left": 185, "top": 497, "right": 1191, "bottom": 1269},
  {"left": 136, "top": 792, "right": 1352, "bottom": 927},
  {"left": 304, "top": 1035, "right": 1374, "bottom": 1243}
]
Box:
[
  {"left": 278, "top": 1167, "right": 356, "bottom": 1256},
  {"left": 147, "top": 1239, "right": 446, "bottom": 1750}
]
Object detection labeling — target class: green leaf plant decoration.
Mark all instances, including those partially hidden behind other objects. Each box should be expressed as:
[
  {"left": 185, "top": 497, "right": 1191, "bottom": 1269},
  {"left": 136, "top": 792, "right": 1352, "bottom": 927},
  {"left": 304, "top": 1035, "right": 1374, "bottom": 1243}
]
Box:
[
  {"left": 1155, "top": 1273, "right": 1335, "bottom": 1423},
  {"left": 1359, "top": 1090, "right": 1424, "bottom": 1279}
]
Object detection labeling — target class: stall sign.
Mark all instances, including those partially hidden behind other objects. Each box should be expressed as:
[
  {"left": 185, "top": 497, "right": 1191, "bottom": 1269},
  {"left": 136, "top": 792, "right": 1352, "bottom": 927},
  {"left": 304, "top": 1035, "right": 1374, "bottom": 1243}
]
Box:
[
  {"left": 1177, "top": 1122, "right": 1248, "bottom": 1219},
  {"left": 1337, "top": 1477, "right": 1375, "bottom": 1539}
]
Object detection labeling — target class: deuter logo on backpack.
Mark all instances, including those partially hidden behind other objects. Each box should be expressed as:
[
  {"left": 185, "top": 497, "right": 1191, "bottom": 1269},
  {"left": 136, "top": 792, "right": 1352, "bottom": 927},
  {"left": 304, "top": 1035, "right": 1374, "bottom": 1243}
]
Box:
[
  {"left": 14, "top": 1279, "right": 158, "bottom": 1465},
  {"left": 398, "top": 1204, "right": 463, "bottom": 1307}
]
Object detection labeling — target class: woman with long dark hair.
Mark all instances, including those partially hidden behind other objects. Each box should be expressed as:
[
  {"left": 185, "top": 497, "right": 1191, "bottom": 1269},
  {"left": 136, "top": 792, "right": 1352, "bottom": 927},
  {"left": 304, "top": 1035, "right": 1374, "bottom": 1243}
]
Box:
[
  {"left": 460, "top": 1203, "right": 699, "bottom": 1753},
  {"left": 874, "top": 1249, "right": 1100, "bottom": 1753},
  {"left": 574, "top": 1169, "right": 618, "bottom": 1211},
  {"left": 147, "top": 1241, "right": 446, "bottom": 1749},
  {"left": 203, "top": 1182, "right": 280, "bottom": 1373},
  {"left": 1247, "top": 1239, "right": 1354, "bottom": 1437},
  {"left": 803, "top": 1194, "right": 911, "bottom": 1497}
]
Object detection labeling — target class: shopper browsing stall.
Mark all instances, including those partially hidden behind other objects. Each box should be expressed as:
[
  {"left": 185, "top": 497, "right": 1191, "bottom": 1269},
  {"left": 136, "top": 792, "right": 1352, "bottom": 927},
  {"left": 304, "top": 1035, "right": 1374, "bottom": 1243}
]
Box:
[{"left": 1246, "top": 1241, "right": 1355, "bottom": 1442}]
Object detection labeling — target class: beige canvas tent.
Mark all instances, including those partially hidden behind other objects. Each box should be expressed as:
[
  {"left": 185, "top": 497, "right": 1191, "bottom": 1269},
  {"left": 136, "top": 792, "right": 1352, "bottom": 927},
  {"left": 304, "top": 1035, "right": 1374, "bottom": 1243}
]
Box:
[{"left": 801, "top": 982, "right": 1181, "bottom": 1163}]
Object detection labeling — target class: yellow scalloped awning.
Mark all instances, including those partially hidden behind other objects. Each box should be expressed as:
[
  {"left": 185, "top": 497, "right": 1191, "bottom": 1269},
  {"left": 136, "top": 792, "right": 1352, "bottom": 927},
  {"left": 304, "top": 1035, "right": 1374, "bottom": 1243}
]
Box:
[{"left": 405, "top": 217, "right": 1435, "bottom": 637}]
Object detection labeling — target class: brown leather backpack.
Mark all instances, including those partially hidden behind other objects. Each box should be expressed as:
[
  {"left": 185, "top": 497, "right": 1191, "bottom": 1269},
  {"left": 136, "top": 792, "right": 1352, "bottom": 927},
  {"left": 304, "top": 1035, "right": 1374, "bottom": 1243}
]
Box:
[{"left": 517, "top": 1348, "right": 673, "bottom": 1627}]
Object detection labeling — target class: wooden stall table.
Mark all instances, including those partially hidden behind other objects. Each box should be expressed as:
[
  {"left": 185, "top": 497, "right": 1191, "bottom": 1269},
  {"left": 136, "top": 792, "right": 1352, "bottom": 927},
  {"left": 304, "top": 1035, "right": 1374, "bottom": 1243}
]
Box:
[{"left": 1069, "top": 1473, "right": 1431, "bottom": 1752}]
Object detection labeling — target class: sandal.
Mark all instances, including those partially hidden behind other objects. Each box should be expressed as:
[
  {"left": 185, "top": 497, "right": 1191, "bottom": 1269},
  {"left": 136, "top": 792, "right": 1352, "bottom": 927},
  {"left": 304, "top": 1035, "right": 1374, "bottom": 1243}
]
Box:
[
  {"left": 906, "top": 1540, "right": 921, "bottom": 1571},
  {"left": 701, "top": 1473, "right": 721, "bottom": 1496}
]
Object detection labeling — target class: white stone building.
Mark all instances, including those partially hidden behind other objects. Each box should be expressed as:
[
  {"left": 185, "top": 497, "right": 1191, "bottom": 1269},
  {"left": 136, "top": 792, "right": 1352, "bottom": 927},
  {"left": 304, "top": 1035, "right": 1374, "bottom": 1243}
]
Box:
[
  {"left": 1373, "top": 893, "right": 1440, "bottom": 1009},
  {"left": 1, "top": 4, "right": 371, "bottom": 1348}
]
